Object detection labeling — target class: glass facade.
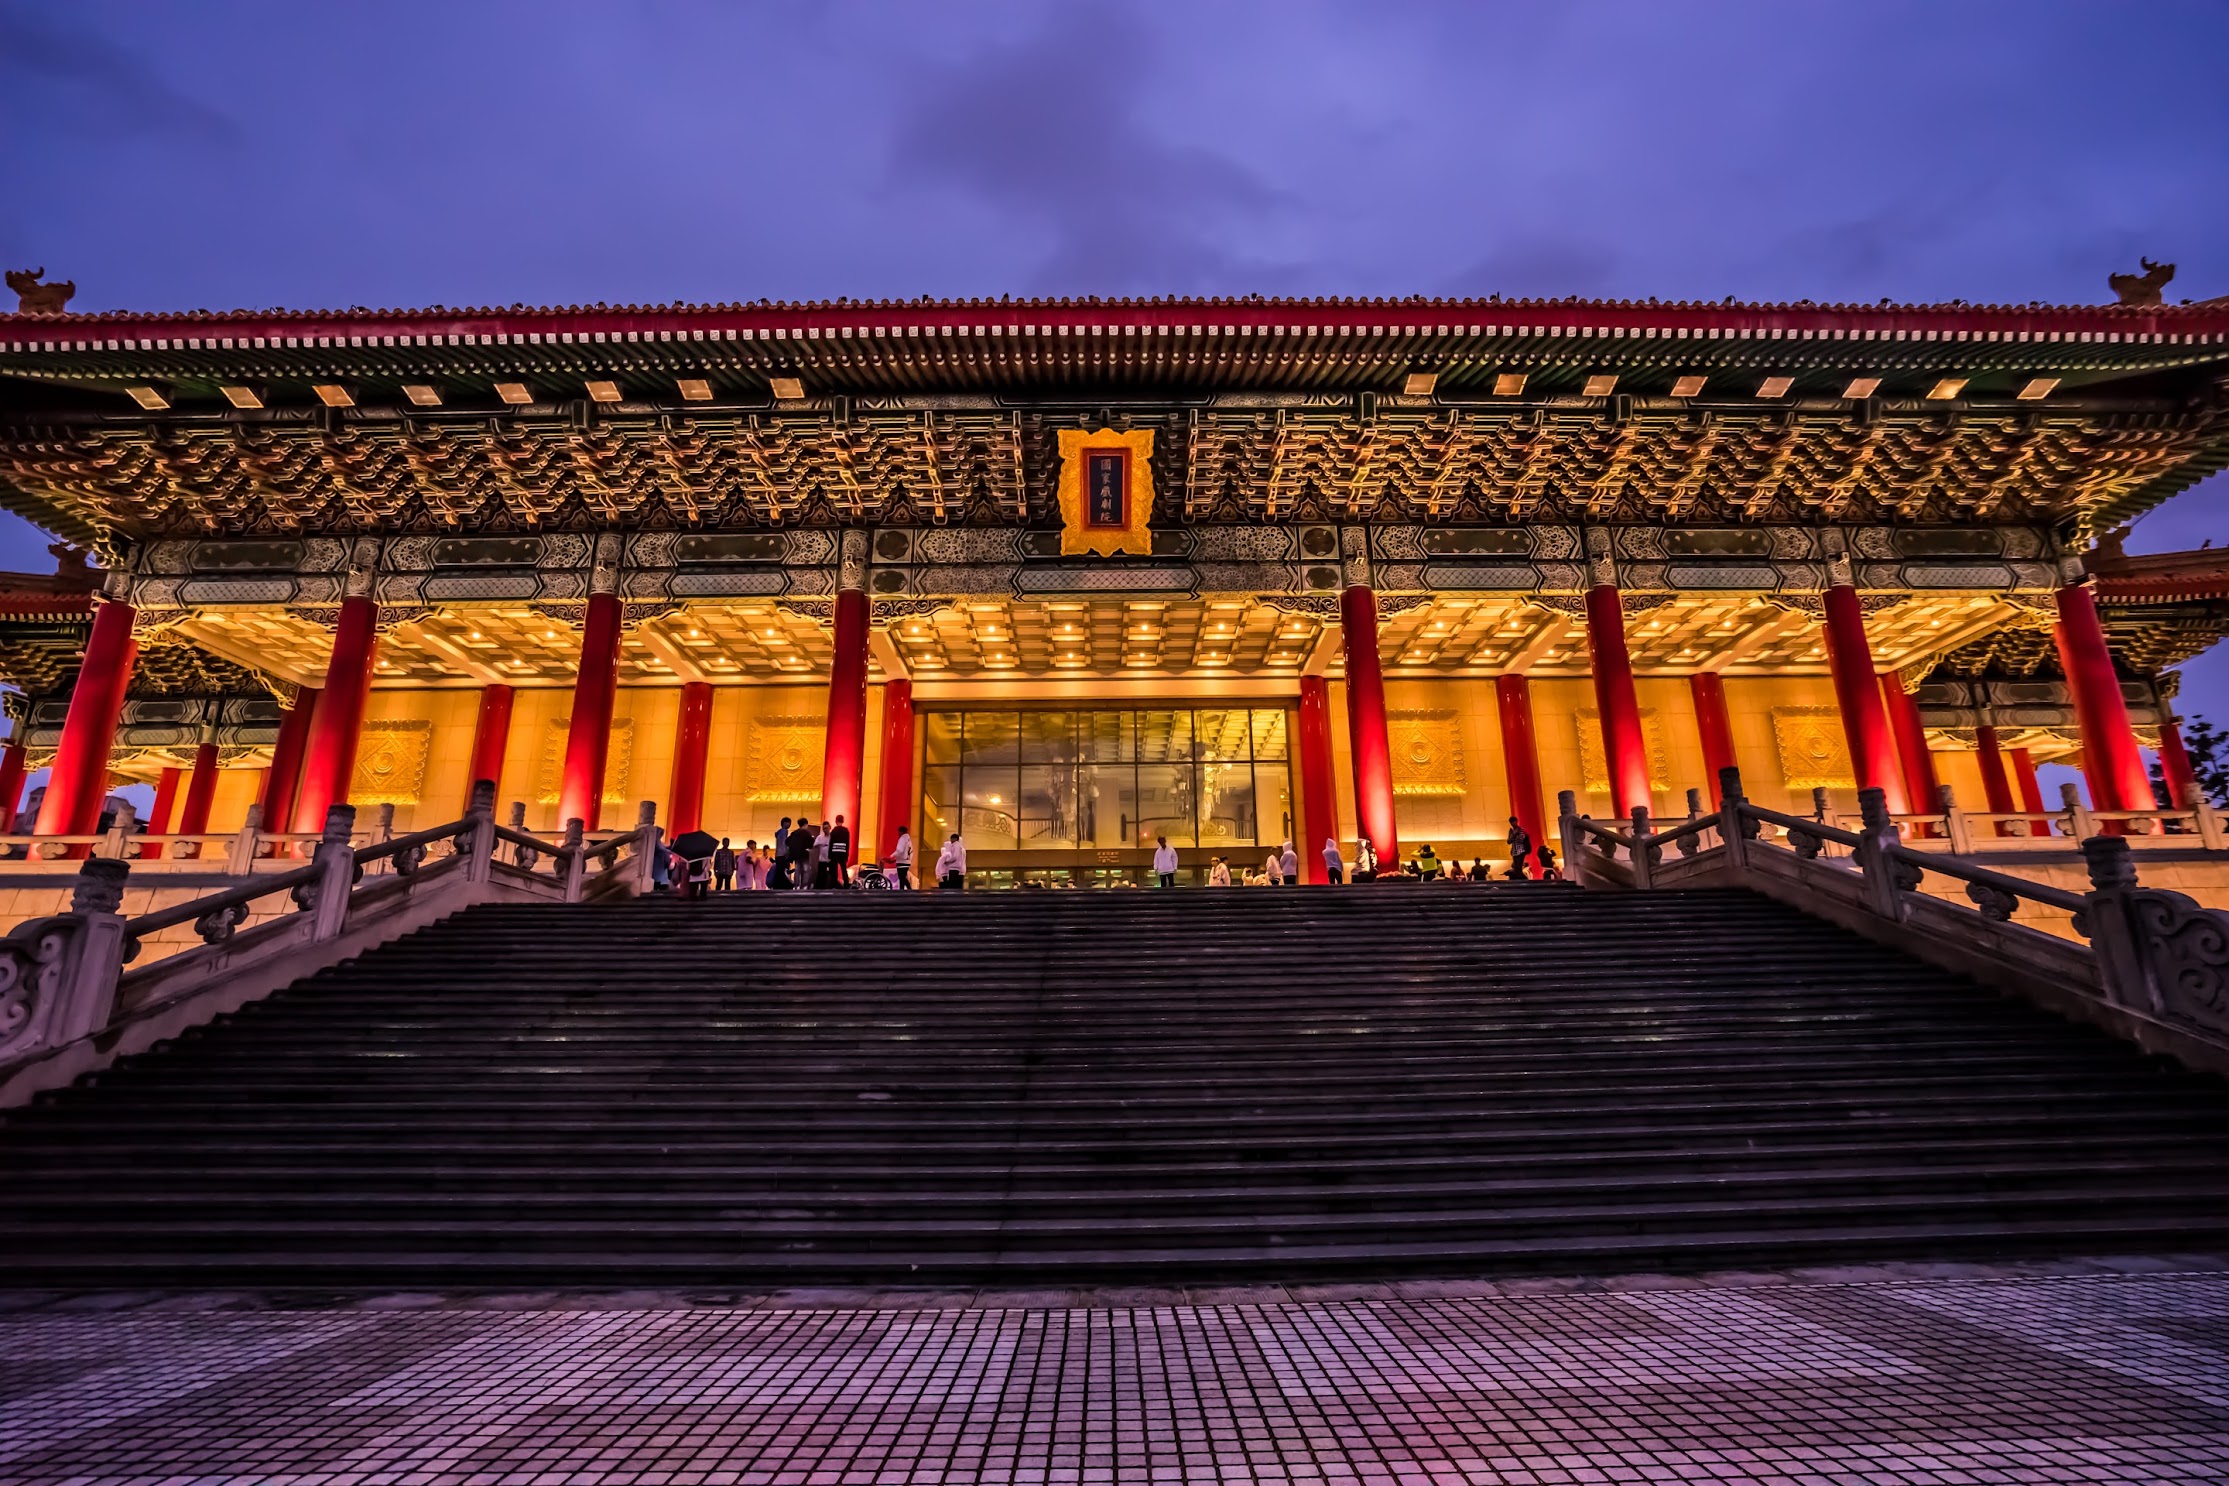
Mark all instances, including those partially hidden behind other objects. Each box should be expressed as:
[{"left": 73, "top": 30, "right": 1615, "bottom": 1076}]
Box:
[{"left": 918, "top": 707, "right": 1294, "bottom": 861}]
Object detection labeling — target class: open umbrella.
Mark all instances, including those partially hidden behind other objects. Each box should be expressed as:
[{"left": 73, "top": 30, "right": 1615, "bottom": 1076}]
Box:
[{"left": 670, "top": 829, "right": 719, "bottom": 862}]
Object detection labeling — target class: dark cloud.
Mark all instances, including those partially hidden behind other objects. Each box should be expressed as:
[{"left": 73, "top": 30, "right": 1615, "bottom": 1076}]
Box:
[
  {"left": 882, "top": 3, "right": 1295, "bottom": 295},
  {"left": 0, "top": 0, "right": 238, "bottom": 144}
]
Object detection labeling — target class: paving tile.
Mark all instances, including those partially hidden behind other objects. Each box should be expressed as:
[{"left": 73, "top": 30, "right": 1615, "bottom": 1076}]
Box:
[{"left": 1, "top": 1272, "right": 2227, "bottom": 1482}]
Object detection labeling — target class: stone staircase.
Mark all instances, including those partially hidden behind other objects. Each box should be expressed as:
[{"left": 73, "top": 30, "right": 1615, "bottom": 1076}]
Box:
[{"left": 3, "top": 886, "right": 2227, "bottom": 1288}]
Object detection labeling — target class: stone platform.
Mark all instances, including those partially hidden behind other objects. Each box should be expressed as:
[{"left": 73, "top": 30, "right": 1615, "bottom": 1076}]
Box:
[{"left": 4, "top": 1260, "right": 2227, "bottom": 1484}]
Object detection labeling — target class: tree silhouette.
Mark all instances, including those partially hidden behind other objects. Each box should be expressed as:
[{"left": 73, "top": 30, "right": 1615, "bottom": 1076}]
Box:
[{"left": 2153, "top": 714, "right": 2229, "bottom": 809}]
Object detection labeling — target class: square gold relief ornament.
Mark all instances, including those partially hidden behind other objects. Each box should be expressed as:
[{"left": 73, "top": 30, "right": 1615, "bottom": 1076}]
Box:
[{"left": 1055, "top": 428, "right": 1155, "bottom": 557}]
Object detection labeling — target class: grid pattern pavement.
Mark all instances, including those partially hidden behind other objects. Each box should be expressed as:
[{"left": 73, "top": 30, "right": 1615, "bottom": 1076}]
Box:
[{"left": 2, "top": 1271, "right": 2227, "bottom": 1484}]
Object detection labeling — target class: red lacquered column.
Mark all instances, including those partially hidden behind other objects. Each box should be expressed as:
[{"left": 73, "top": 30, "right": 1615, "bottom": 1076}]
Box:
[
  {"left": 667, "top": 681, "right": 714, "bottom": 835},
  {"left": 1975, "top": 724, "right": 2018, "bottom": 837},
  {"left": 2159, "top": 712, "right": 2203, "bottom": 811},
  {"left": 144, "top": 766, "right": 182, "bottom": 859},
  {"left": 2011, "top": 746, "right": 2050, "bottom": 835},
  {"left": 465, "top": 684, "right": 515, "bottom": 811},
  {"left": 261, "top": 686, "right": 318, "bottom": 833},
  {"left": 1583, "top": 585, "right": 1651, "bottom": 820},
  {"left": 177, "top": 729, "right": 220, "bottom": 842},
  {"left": 1879, "top": 673, "right": 1940, "bottom": 833},
  {"left": 2053, "top": 573, "right": 2151, "bottom": 814},
  {"left": 1688, "top": 672, "right": 1738, "bottom": 805},
  {"left": 1821, "top": 576, "right": 1907, "bottom": 814},
  {"left": 34, "top": 595, "right": 138, "bottom": 838},
  {"left": 1340, "top": 586, "right": 1399, "bottom": 863},
  {"left": 291, "top": 595, "right": 380, "bottom": 834},
  {"left": 1295, "top": 675, "right": 1341, "bottom": 883},
  {"left": 1495, "top": 674, "right": 1546, "bottom": 878},
  {"left": 559, "top": 591, "right": 624, "bottom": 831},
  {"left": 0, "top": 731, "right": 27, "bottom": 834},
  {"left": 875, "top": 678, "right": 917, "bottom": 865}
]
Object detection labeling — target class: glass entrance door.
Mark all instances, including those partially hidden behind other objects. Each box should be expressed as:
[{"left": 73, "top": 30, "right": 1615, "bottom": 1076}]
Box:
[{"left": 918, "top": 705, "right": 1294, "bottom": 886}]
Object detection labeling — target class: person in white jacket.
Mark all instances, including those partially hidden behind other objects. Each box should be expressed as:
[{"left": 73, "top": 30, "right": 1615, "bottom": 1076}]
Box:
[
  {"left": 935, "top": 833, "right": 966, "bottom": 890},
  {"left": 1322, "top": 838, "right": 1344, "bottom": 884},
  {"left": 1208, "top": 856, "right": 1232, "bottom": 887},
  {"left": 1152, "top": 835, "right": 1179, "bottom": 887},
  {"left": 890, "top": 826, "right": 915, "bottom": 890},
  {"left": 1278, "top": 840, "right": 1299, "bottom": 884}
]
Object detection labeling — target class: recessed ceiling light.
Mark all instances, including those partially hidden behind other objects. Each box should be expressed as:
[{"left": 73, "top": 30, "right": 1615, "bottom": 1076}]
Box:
[
  {"left": 1842, "top": 376, "right": 1882, "bottom": 399},
  {"left": 1402, "top": 370, "right": 1438, "bottom": 396},
  {"left": 1492, "top": 372, "right": 1527, "bottom": 396},
  {"left": 1669, "top": 374, "right": 1706, "bottom": 398},
  {"left": 1926, "top": 377, "right": 1967, "bottom": 401},
  {"left": 585, "top": 380, "right": 622, "bottom": 404},
  {"left": 313, "top": 384, "right": 354, "bottom": 408},
  {"left": 405, "top": 384, "right": 445, "bottom": 406},
  {"left": 125, "top": 386, "right": 168, "bottom": 410},
  {"left": 220, "top": 385, "right": 262, "bottom": 410},
  {"left": 1583, "top": 374, "right": 1617, "bottom": 397},
  {"left": 2016, "top": 377, "right": 2059, "bottom": 401},
  {"left": 676, "top": 378, "right": 713, "bottom": 402},
  {"left": 494, "top": 382, "right": 532, "bottom": 405},
  {"left": 1756, "top": 376, "right": 1794, "bottom": 398},
  {"left": 768, "top": 376, "right": 806, "bottom": 401}
]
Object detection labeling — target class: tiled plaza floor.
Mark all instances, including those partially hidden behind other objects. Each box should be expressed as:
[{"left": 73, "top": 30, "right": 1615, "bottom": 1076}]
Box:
[{"left": 3, "top": 1268, "right": 2229, "bottom": 1484}]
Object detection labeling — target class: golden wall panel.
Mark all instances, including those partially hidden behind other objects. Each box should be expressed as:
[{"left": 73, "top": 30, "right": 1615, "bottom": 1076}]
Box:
[
  {"left": 746, "top": 714, "right": 827, "bottom": 803},
  {"left": 1771, "top": 706, "right": 1856, "bottom": 789},
  {"left": 534, "top": 717, "right": 635, "bottom": 805},
  {"left": 351, "top": 720, "right": 434, "bottom": 806},
  {"left": 1575, "top": 709, "right": 1672, "bottom": 794},
  {"left": 1387, "top": 708, "right": 1467, "bottom": 797}
]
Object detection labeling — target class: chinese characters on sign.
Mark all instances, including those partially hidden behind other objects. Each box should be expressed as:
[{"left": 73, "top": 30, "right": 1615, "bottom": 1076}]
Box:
[{"left": 1085, "top": 451, "right": 1128, "bottom": 529}]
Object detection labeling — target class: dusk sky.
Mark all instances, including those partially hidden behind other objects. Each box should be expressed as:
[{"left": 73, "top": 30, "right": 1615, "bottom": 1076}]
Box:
[{"left": 3, "top": 0, "right": 2225, "bottom": 738}]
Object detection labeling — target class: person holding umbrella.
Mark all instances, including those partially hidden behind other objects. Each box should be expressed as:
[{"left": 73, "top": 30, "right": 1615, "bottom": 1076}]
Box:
[{"left": 669, "top": 828, "right": 720, "bottom": 900}]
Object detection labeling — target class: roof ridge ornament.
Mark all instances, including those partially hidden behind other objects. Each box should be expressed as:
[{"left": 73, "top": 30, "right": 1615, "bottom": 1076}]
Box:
[
  {"left": 5, "top": 268, "right": 73, "bottom": 315},
  {"left": 2109, "top": 258, "right": 2174, "bottom": 307}
]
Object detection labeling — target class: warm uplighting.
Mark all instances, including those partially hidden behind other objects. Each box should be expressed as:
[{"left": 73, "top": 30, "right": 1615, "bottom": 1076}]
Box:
[
  {"left": 313, "top": 384, "right": 355, "bottom": 408},
  {"left": 1669, "top": 374, "right": 1706, "bottom": 398},
  {"left": 220, "top": 385, "right": 263, "bottom": 410},
  {"left": 1492, "top": 372, "right": 1527, "bottom": 396},
  {"left": 676, "top": 378, "right": 714, "bottom": 402},
  {"left": 1926, "top": 377, "right": 1968, "bottom": 401},
  {"left": 1582, "top": 374, "right": 1618, "bottom": 396},
  {"left": 125, "top": 386, "right": 169, "bottom": 410},
  {"left": 2017, "top": 377, "right": 2059, "bottom": 401},
  {"left": 768, "top": 376, "right": 806, "bottom": 400},
  {"left": 585, "top": 380, "right": 622, "bottom": 404},
  {"left": 494, "top": 382, "right": 533, "bottom": 405},
  {"left": 1756, "top": 376, "right": 1794, "bottom": 398},
  {"left": 405, "top": 384, "right": 444, "bottom": 406},
  {"left": 1841, "top": 376, "right": 1882, "bottom": 399},
  {"left": 1402, "top": 370, "right": 1438, "bottom": 396}
]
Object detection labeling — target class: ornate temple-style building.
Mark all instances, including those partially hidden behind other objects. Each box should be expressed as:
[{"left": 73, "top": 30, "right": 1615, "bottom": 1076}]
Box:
[{"left": 0, "top": 286, "right": 2224, "bottom": 883}]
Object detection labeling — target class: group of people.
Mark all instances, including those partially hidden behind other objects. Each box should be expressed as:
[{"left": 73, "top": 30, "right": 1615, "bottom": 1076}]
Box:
[
  {"left": 655, "top": 816, "right": 973, "bottom": 896},
  {"left": 655, "top": 815, "right": 1560, "bottom": 896}
]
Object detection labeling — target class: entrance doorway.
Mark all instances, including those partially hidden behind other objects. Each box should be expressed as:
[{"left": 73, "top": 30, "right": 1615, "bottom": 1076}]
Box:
[{"left": 917, "top": 706, "right": 1295, "bottom": 887}]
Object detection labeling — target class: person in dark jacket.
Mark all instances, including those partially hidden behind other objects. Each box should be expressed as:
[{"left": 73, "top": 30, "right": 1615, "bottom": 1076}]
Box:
[
  {"left": 788, "top": 818, "right": 816, "bottom": 890},
  {"left": 829, "top": 815, "right": 853, "bottom": 886},
  {"left": 1505, "top": 816, "right": 1532, "bottom": 880},
  {"left": 773, "top": 817, "right": 792, "bottom": 865},
  {"left": 713, "top": 838, "right": 737, "bottom": 893}
]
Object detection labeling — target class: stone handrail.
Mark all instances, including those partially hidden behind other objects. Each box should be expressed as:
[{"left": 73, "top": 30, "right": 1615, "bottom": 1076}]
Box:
[
  {"left": 1559, "top": 767, "right": 2229, "bottom": 1075},
  {"left": 1826, "top": 787, "right": 2226, "bottom": 852},
  {"left": 0, "top": 781, "right": 662, "bottom": 1108}
]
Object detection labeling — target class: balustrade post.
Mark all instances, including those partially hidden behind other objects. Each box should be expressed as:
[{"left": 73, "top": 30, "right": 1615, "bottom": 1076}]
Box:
[
  {"left": 226, "top": 803, "right": 264, "bottom": 876},
  {"left": 1717, "top": 767, "right": 1751, "bottom": 869},
  {"left": 1629, "top": 806, "right": 1654, "bottom": 889},
  {"left": 1939, "top": 784, "right": 1974, "bottom": 855},
  {"left": 1556, "top": 789, "right": 1583, "bottom": 886},
  {"left": 561, "top": 818, "right": 587, "bottom": 902},
  {"left": 366, "top": 804, "right": 396, "bottom": 875},
  {"left": 99, "top": 800, "right": 137, "bottom": 861},
  {"left": 1811, "top": 787, "right": 1831, "bottom": 824},
  {"left": 1678, "top": 788, "right": 1703, "bottom": 858},
  {"left": 2078, "top": 836, "right": 2151, "bottom": 1012},
  {"left": 1854, "top": 787, "right": 1908, "bottom": 919},
  {"left": 2059, "top": 782, "right": 2095, "bottom": 842},
  {"left": 463, "top": 779, "right": 496, "bottom": 884},
  {"left": 2197, "top": 801, "right": 2227, "bottom": 853},
  {"left": 307, "top": 804, "right": 358, "bottom": 941},
  {"left": 633, "top": 800, "right": 659, "bottom": 895}
]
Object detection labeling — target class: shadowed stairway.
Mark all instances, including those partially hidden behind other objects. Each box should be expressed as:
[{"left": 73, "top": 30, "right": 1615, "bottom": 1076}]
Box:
[{"left": 4, "top": 886, "right": 2228, "bottom": 1289}]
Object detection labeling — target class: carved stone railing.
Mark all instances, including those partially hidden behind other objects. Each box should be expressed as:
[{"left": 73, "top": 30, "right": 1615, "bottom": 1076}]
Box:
[
  {"left": 1561, "top": 767, "right": 2229, "bottom": 1076},
  {"left": 1826, "top": 782, "right": 2227, "bottom": 853},
  {"left": 0, "top": 781, "right": 662, "bottom": 1108}
]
